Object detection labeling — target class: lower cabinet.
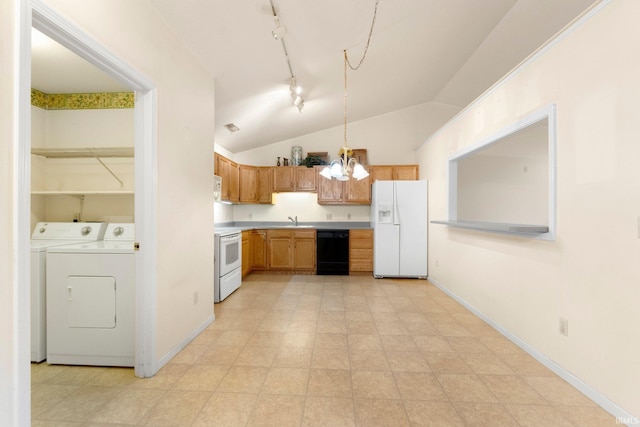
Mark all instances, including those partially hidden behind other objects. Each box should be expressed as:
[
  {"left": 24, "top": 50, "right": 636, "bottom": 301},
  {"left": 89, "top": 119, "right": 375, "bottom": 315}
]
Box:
[
  {"left": 293, "top": 230, "right": 316, "bottom": 270},
  {"left": 241, "top": 231, "right": 251, "bottom": 278},
  {"left": 266, "top": 229, "right": 316, "bottom": 272},
  {"left": 251, "top": 230, "right": 267, "bottom": 270},
  {"left": 349, "top": 229, "right": 373, "bottom": 274}
]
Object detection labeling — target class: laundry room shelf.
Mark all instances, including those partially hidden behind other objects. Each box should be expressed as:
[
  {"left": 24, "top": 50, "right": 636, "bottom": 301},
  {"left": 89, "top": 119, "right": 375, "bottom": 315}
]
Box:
[
  {"left": 31, "top": 190, "right": 134, "bottom": 196},
  {"left": 31, "top": 147, "right": 134, "bottom": 158},
  {"left": 32, "top": 147, "right": 134, "bottom": 188}
]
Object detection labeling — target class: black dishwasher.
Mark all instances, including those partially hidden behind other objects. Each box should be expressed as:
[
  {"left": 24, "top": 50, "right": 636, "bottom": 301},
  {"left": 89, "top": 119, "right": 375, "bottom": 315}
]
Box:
[{"left": 316, "top": 229, "right": 349, "bottom": 275}]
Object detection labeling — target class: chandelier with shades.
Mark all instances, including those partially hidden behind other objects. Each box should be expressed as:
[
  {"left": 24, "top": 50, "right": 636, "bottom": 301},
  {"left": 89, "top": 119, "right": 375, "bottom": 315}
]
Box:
[{"left": 320, "top": 0, "right": 380, "bottom": 181}]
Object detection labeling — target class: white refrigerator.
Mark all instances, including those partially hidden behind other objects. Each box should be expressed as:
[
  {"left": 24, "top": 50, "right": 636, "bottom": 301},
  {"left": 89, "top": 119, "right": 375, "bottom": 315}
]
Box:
[{"left": 371, "top": 180, "right": 428, "bottom": 278}]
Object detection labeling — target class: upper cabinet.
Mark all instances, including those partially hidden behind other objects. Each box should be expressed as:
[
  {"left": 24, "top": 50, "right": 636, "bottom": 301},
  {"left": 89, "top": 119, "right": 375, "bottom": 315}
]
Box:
[
  {"left": 369, "top": 165, "right": 419, "bottom": 182},
  {"left": 239, "top": 165, "right": 258, "bottom": 203},
  {"left": 316, "top": 166, "right": 371, "bottom": 205},
  {"left": 272, "top": 166, "right": 317, "bottom": 193},
  {"left": 214, "top": 153, "right": 239, "bottom": 203},
  {"left": 214, "top": 153, "right": 417, "bottom": 205},
  {"left": 257, "top": 167, "right": 273, "bottom": 204}
]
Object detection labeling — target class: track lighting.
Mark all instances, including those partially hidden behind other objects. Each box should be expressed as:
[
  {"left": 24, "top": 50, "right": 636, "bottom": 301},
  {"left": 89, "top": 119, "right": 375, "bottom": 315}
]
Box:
[
  {"left": 272, "top": 17, "right": 286, "bottom": 40},
  {"left": 270, "top": 0, "right": 305, "bottom": 113},
  {"left": 290, "top": 78, "right": 305, "bottom": 112}
]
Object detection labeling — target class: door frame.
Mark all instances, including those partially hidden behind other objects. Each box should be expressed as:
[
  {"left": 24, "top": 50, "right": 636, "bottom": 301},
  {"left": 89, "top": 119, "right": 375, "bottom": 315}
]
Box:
[{"left": 27, "top": 0, "right": 158, "bottom": 380}]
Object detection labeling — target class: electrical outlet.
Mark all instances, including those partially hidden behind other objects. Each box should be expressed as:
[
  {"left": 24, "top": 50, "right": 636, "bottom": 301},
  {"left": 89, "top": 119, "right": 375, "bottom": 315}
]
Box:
[
  {"left": 347, "top": 213, "right": 352, "bottom": 220},
  {"left": 559, "top": 317, "right": 568, "bottom": 336},
  {"left": 249, "top": 213, "right": 253, "bottom": 220},
  {"left": 326, "top": 213, "right": 332, "bottom": 220},
  {"left": 435, "top": 260, "right": 439, "bottom": 267},
  {"left": 193, "top": 291, "right": 198, "bottom": 305}
]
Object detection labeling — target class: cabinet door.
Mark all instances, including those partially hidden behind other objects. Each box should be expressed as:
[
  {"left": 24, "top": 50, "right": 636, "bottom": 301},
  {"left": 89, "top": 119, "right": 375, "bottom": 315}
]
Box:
[
  {"left": 272, "top": 167, "right": 295, "bottom": 192},
  {"left": 215, "top": 154, "right": 231, "bottom": 200},
  {"left": 345, "top": 169, "right": 371, "bottom": 204},
  {"left": 267, "top": 230, "right": 293, "bottom": 269},
  {"left": 394, "top": 165, "right": 418, "bottom": 180},
  {"left": 241, "top": 231, "right": 251, "bottom": 278},
  {"left": 295, "top": 167, "right": 317, "bottom": 192},
  {"left": 257, "top": 167, "right": 273, "bottom": 204},
  {"left": 239, "top": 165, "right": 258, "bottom": 203},
  {"left": 317, "top": 171, "right": 344, "bottom": 204},
  {"left": 251, "top": 230, "right": 268, "bottom": 270},
  {"left": 229, "top": 161, "right": 240, "bottom": 202},
  {"left": 369, "top": 166, "right": 393, "bottom": 183},
  {"left": 293, "top": 230, "right": 316, "bottom": 270}
]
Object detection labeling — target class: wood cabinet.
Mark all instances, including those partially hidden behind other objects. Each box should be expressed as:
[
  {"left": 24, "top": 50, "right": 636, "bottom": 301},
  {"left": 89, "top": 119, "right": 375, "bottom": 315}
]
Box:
[
  {"left": 251, "top": 230, "right": 268, "bottom": 270},
  {"left": 317, "top": 166, "right": 371, "bottom": 205},
  {"left": 394, "top": 165, "right": 419, "bottom": 180},
  {"left": 239, "top": 165, "right": 258, "bottom": 203},
  {"left": 369, "top": 165, "right": 419, "bottom": 182},
  {"left": 295, "top": 167, "right": 317, "bottom": 191},
  {"left": 257, "top": 167, "right": 273, "bottom": 204},
  {"left": 267, "top": 230, "right": 294, "bottom": 269},
  {"left": 214, "top": 153, "right": 239, "bottom": 202},
  {"left": 241, "top": 231, "right": 251, "bottom": 278},
  {"left": 272, "top": 167, "right": 317, "bottom": 192},
  {"left": 293, "top": 230, "right": 316, "bottom": 270},
  {"left": 266, "top": 229, "right": 316, "bottom": 272},
  {"left": 349, "top": 229, "right": 373, "bottom": 274},
  {"left": 345, "top": 173, "right": 371, "bottom": 204}
]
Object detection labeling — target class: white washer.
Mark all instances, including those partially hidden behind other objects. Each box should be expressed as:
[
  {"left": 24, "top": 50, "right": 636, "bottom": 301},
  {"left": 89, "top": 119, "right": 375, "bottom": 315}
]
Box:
[
  {"left": 30, "top": 222, "right": 107, "bottom": 362},
  {"left": 46, "top": 223, "right": 135, "bottom": 367}
]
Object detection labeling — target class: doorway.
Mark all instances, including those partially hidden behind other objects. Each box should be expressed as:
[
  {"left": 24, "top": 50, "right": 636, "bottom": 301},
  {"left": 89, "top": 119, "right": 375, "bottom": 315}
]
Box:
[{"left": 26, "top": 1, "right": 158, "bottom": 389}]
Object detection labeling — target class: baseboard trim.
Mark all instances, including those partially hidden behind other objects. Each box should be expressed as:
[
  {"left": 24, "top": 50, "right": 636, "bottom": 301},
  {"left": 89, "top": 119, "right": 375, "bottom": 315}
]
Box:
[
  {"left": 427, "top": 276, "right": 636, "bottom": 424},
  {"left": 157, "top": 314, "right": 215, "bottom": 369}
]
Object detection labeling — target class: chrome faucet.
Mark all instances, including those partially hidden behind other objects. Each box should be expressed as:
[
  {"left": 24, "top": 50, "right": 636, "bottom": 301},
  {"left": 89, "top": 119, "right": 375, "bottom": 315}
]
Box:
[{"left": 288, "top": 216, "right": 298, "bottom": 226}]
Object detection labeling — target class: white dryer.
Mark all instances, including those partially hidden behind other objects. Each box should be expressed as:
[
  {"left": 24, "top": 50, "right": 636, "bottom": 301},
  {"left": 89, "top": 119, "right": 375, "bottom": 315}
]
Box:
[
  {"left": 46, "top": 223, "right": 135, "bottom": 367},
  {"left": 30, "top": 222, "right": 107, "bottom": 362}
]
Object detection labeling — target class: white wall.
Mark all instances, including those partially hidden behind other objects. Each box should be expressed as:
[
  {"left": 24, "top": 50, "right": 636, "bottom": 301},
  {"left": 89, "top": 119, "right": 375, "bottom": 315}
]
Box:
[
  {"left": 227, "top": 102, "right": 459, "bottom": 223},
  {"left": 419, "top": 0, "right": 639, "bottom": 417},
  {"left": 41, "top": 0, "right": 216, "bottom": 369},
  {"left": 30, "top": 105, "right": 135, "bottom": 228},
  {"left": 234, "top": 101, "right": 459, "bottom": 167}
]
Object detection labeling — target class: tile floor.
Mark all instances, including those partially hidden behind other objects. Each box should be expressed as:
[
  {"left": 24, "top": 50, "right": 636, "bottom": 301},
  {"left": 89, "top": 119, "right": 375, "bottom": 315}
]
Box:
[{"left": 32, "top": 274, "right": 618, "bottom": 426}]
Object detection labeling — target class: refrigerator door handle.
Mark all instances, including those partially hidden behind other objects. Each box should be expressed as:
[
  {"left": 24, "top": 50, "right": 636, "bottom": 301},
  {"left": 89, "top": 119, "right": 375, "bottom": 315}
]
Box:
[{"left": 392, "top": 185, "right": 400, "bottom": 225}]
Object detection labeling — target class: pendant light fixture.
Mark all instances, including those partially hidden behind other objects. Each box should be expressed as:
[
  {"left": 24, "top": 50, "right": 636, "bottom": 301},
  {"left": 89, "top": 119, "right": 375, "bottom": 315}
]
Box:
[{"left": 320, "top": 0, "right": 380, "bottom": 181}]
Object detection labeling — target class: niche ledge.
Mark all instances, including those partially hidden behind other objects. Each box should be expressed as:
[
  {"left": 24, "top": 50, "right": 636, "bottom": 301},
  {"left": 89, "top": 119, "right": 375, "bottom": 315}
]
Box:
[{"left": 431, "top": 220, "right": 549, "bottom": 236}]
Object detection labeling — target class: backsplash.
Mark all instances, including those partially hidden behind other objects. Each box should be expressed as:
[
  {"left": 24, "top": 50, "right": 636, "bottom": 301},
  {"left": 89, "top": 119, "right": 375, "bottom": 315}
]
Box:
[{"left": 220, "top": 192, "right": 370, "bottom": 224}]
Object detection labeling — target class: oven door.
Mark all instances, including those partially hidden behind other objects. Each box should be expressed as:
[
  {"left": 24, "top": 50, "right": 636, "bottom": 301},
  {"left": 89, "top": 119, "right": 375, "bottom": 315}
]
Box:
[{"left": 218, "top": 232, "right": 241, "bottom": 276}]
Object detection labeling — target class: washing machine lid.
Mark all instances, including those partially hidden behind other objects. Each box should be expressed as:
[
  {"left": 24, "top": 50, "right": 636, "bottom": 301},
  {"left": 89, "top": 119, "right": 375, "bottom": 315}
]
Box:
[
  {"left": 30, "top": 239, "right": 94, "bottom": 252},
  {"left": 31, "top": 222, "right": 107, "bottom": 241},
  {"left": 46, "top": 240, "right": 136, "bottom": 254}
]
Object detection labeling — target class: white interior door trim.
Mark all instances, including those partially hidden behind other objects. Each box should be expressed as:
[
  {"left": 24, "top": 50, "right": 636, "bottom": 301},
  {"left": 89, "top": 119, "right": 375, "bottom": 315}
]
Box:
[{"left": 29, "top": 0, "right": 158, "bottom": 378}]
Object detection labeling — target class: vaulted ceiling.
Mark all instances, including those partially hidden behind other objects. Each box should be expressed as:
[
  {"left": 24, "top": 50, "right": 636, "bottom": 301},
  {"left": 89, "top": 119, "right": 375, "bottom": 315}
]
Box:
[{"left": 31, "top": 0, "right": 598, "bottom": 154}]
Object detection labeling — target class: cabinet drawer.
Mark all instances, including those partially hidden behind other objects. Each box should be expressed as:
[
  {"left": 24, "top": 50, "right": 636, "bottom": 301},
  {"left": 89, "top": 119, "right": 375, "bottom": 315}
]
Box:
[
  {"left": 350, "top": 248, "right": 372, "bottom": 259},
  {"left": 350, "top": 238, "right": 372, "bottom": 249},
  {"left": 268, "top": 230, "right": 292, "bottom": 238},
  {"left": 350, "top": 261, "right": 373, "bottom": 271},
  {"left": 294, "top": 230, "right": 316, "bottom": 239}
]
